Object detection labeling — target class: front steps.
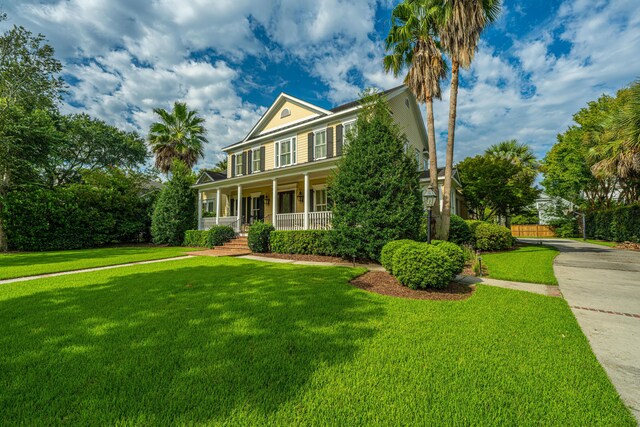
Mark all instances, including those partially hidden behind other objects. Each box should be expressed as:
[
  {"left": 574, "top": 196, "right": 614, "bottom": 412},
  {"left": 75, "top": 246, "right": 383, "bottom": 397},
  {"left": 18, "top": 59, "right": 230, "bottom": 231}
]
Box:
[{"left": 204, "top": 235, "right": 251, "bottom": 256}]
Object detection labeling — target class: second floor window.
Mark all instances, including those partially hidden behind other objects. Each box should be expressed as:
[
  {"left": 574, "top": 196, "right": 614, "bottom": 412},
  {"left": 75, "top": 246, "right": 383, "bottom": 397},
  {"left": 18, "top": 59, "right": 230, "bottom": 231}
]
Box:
[
  {"left": 275, "top": 137, "right": 296, "bottom": 168},
  {"left": 343, "top": 120, "right": 356, "bottom": 145},
  {"left": 252, "top": 148, "right": 261, "bottom": 172},
  {"left": 314, "top": 130, "right": 327, "bottom": 160},
  {"left": 235, "top": 153, "right": 243, "bottom": 176}
]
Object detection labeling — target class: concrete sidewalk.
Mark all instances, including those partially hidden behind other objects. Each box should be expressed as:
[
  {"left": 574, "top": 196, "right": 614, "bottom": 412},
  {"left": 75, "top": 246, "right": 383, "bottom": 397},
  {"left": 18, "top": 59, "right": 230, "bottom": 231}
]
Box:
[{"left": 520, "top": 238, "right": 640, "bottom": 422}]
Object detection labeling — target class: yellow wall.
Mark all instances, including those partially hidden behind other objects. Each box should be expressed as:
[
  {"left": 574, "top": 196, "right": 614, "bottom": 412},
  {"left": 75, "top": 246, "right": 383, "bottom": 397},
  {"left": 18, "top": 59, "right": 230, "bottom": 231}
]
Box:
[
  {"left": 388, "top": 93, "right": 426, "bottom": 154},
  {"left": 261, "top": 100, "right": 318, "bottom": 133}
]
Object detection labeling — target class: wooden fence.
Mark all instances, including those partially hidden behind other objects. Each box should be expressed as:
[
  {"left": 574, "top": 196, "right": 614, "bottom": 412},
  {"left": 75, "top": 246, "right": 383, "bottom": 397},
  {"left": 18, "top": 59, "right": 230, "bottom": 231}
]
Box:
[{"left": 511, "top": 225, "right": 556, "bottom": 237}]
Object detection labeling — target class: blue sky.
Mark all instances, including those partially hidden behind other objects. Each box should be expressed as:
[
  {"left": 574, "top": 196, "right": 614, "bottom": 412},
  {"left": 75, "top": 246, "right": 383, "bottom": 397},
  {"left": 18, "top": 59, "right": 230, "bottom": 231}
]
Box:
[{"left": 3, "top": 0, "right": 640, "bottom": 170}]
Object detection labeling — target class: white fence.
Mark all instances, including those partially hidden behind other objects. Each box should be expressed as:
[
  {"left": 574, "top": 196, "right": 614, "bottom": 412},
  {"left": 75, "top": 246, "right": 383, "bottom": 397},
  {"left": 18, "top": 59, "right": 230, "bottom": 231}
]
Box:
[
  {"left": 201, "top": 216, "right": 240, "bottom": 232},
  {"left": 308, "top": 211, "right": 332, "bottom": 229},
  {"left": 202, "top": 212, "right": 332, "bottom": 232}
]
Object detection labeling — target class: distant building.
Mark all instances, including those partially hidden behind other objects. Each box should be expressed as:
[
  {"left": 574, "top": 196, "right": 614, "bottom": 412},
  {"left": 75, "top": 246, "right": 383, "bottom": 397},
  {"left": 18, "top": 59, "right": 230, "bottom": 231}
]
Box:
[{"left": 535, "top": 193, "right": 574, "bottom": 225}]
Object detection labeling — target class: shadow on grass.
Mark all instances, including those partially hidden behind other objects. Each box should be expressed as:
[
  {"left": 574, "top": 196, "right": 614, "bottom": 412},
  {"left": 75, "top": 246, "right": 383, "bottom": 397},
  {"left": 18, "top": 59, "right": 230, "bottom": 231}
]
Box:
[{"left": 0, "top": 262, "right": 383, "bottom": 424}]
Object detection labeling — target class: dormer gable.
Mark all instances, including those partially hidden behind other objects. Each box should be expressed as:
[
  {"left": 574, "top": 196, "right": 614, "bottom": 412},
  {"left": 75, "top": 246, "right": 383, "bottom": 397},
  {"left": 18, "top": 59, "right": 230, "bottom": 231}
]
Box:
[{"left": 243, "top": 93, "right": 332, "bottom": 141}]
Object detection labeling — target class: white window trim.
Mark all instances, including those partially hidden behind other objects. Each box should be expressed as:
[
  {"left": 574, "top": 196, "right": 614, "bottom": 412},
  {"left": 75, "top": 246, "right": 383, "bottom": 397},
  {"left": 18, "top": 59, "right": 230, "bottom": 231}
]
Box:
[
  {"left": 342, "top": 119, "right": 356, "bottom": 146},
  {"left": 313, "top": 128, "right": 327, "bottom": 161},
  {"left": 274, "top": 136, "right": 297, "bottom": 169},
  {"left": 251, "top": 146, "right": 261, "bottom": 173},
  {"left": 314, "top": 188, "right": 328, "bottom": 212},
  {"left": 234, "top": 151, "right": 244, "bottom": 176}
]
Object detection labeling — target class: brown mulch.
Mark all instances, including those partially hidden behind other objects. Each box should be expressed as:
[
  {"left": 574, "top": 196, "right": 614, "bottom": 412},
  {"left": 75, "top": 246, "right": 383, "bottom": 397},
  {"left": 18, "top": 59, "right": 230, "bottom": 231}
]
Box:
[
  {"left": 350, "top": 271, "right": 474, "bottom": 301},
  {"left": 254, "top": 252, "right": 360, "bottom": 264},
  {"left": 615, "top": 241, "right": 640, "bottom": 251}
]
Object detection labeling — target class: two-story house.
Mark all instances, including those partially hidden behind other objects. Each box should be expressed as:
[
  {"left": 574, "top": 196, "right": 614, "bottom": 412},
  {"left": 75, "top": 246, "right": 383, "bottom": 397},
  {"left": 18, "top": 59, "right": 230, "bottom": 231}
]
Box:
[{"left": 193, "top": 85, "right": 466, "bottom": 232}]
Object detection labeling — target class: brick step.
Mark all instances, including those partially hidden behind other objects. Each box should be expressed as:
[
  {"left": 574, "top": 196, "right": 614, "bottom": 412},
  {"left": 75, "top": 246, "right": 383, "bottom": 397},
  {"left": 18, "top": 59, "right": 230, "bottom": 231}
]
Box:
[
  {"left": 222, "top": 243, "right": 250, "bottom": 249},
  {"left": 208, "top": 248, "right": 252, "bottom": 256}
]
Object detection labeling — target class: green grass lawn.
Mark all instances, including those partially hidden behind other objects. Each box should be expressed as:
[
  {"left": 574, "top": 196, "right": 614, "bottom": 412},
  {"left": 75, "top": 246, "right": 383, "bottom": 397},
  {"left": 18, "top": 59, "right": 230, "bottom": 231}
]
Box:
[
  {"left": 0, "top": 257, "right": 633, "bottom": 426},
  {"left": 0, "top": 245, "right": 198, "bottom": 280},
  {"left": 568, "top": 238, "right": 618, "bottom": 247},
  {"left": 482, "top": 244, "right": 559, "bottom": 285}
]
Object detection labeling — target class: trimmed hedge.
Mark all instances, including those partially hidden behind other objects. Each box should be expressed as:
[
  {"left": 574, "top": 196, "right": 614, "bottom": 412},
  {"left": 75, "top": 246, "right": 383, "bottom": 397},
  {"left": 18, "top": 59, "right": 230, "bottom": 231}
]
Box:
[
  {"left": 269, "top": 230, "right": 336, "bottom": 256},
  {"left": 474, "top": 223, "right": 514, "bottom": 251},
  {"left": 586, "top": 204, "right": 640, "bottom": 243},
  {"left": 465, "top": 220, "right": 484, "bottom": 247},
  {"left": 448, "top": 215, "right": 472, "bottom": 245},
  {"left": 431, "top": 240, "right": 465, "bottom": 274},
  {"left": 393, "top": 243, "right": 455, "bottom": 289},
  {"left": 182, "top": 226, "right": 235, "bottom": 248},
  {"left": 248, "top": 222, "right": 275, "bottom": 253},
  {"left": 380, "top": 239, "right": 419, "bottom": 274}
]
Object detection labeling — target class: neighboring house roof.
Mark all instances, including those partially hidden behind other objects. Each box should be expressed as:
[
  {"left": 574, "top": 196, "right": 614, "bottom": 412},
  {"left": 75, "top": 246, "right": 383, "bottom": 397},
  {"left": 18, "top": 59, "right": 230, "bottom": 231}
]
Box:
[
  {"left": 195, "top": 170, "right": 228, "bottom": 185},
  {"left": 419, "top": 167, "right": 462, "bottom": 187},
  {"left": 223, "top": 84, "right": 407, "bottom": 151}
]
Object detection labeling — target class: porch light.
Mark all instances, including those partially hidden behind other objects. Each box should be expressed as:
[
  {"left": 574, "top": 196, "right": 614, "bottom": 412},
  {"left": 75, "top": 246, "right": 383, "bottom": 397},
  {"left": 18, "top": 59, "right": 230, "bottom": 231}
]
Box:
[
  {"left": 297, "top": 191, "right": 304, "bottom": 203},
  {"left": 423, "top": 186, "right": 437, "bottom": 208},
  {"left": 265, "top": 194, "right": 270, "bottom": 205}
]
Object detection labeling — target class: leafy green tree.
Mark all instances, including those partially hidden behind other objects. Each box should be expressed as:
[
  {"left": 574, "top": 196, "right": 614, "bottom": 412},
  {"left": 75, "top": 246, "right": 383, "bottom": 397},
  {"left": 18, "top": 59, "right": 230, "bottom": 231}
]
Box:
[
  {"left": 458, "top": 154, "right": 539, "bottom": 222},
  {"left": 211, "top": 158, "right": 228, "bottom": 174},
  {"left": 149, "top": 102, "right": 208, "bottom": 174},
  {"left": 438, "top": 0, "right": 502, "bottom": 239},
  {"left": 46, "top": 114, "right": 148, "bottom": 186},
  {"left": 384, "top": 0, "right": 446, "bottom": 234},
  {"left": 151, "top": 160, "right": 197, "bottom": 245},
  {"left": 328, "top": 91, "right": 423, "bottom": 261}
]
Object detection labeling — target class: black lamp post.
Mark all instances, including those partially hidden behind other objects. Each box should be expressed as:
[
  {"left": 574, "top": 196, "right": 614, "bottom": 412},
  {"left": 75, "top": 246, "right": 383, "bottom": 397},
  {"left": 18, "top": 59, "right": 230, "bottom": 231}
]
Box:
[{"left": 423, "top": 185, "right": 437, "bottom": 244}]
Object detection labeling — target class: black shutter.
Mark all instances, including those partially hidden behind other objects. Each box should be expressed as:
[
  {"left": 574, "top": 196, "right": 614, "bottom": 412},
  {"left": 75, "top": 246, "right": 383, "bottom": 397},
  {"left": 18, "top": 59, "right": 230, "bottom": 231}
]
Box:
[
  {"left": 247, "top": 150, "right": 253, "bottom": 174},
  {"left": 242, "top": 151, "right": 247, "bottom": 175},
  {"left": 308, "top": 132, "right": 314, "bottom": 162},
  {"left": 260, "top": 146, "right": 265, "bottom": 171},
  {"left": 336, "top": 124, "right": 343, "bottom": 156},
  {"left": 327, "top": 127, "right": 333, "bottom": 158},
  {"left": 231, "top": 154, "right": 236, "bottom": 177},
  {"left": 258, "top": 196, "right": 264, "bottom": 220},
  {"left": 242, "top": 197, "right": 247, "bottom": 222},
  {"left": 309, "top": 189, "right": 314, "bottom": 212}
]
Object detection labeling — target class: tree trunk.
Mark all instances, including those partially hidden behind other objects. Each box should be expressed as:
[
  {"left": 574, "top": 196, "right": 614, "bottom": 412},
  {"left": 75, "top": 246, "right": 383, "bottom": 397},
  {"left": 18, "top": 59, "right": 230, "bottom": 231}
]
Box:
[
  {"left": 441, "top": 60, "right": 460, "bottom": 241},
  {"left": 425, "top": 95, "right": 441, "bottom": 237}
]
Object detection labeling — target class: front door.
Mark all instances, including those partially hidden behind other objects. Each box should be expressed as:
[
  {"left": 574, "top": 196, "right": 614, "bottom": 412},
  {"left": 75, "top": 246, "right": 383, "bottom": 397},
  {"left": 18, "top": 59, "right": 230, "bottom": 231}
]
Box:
[{"left": 278, "top": 191, "right": 295, "bottom": 214}]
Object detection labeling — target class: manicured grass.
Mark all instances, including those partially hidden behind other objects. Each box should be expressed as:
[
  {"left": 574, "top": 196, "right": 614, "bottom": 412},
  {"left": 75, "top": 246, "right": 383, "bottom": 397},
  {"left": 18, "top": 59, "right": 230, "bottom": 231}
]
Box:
[
  {"left": 568, "top": 238, "right": 618, "bottom": 247},
  {"left": 482, "top": 244, "right": 559, "bottom": 285},
  {"left": 0, "top": 257, "right": 633, "bottom": 425},
  {"left": 0, "top": 245, "right": 198, "bottom": 280}
]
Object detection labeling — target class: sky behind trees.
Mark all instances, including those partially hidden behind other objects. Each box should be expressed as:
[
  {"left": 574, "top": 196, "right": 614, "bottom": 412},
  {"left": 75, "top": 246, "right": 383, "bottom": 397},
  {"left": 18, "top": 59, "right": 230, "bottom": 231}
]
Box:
[{"left": 2, "top": 0, "right": 639, "bottom": 169}]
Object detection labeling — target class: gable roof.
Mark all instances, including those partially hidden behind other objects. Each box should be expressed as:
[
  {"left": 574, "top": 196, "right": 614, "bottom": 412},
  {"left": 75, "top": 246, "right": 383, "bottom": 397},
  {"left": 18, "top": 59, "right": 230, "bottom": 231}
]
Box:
[
  {"left": 420, "top": 167, "right": 462, "bottom": 186},
  {"left": 223, "top": 85, "right": 407, "bottom": 151},
  {"left": 195, "top": 170, "right": 227, "bottom": 185}
]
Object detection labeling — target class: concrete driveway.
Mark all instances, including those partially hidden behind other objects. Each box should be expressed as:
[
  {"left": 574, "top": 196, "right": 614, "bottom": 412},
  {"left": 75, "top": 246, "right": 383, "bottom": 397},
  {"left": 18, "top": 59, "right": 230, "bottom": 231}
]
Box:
[{"left": 521, "top": 238, "right": 640, "bottom": 421}]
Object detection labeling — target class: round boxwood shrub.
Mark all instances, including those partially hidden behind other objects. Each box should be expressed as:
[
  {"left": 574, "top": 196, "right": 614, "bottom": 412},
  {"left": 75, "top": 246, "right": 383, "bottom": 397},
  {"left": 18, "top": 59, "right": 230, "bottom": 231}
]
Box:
[
  {"left": 448, "top": 215, "right": 472, "bottom": 245},
  {"left": 474, "top": 223, "right": 514, "bottom": 251},
  {"left": 248, "top": 221, "right": 275, "bottom": 253},
  {"left": 380, "top": 239, "right": 418, "bottom": 274},
  {"left": 392, "top": 243, "right": 455, "bottom": 289},
  {"left": 465, "top": 220, "right": 484, "bottom": 247},
  {"left": 431, "top": 240, "right": 465, "bottom": 274}
]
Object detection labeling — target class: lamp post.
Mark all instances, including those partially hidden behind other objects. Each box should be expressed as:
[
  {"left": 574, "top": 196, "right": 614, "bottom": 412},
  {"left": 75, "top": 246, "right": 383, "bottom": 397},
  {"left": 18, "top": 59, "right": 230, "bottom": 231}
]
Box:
[{"left": 423, "top": 185, "right": 437, "bottom": 244}]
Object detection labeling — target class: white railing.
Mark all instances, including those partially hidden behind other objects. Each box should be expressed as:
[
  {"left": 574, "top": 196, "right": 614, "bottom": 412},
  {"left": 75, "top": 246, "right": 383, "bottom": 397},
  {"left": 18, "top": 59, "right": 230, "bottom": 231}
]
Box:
[
  {"left": 202, "top": 217, "right": 216, "bottom": 230},
  {"left": 275, "top": 213, "right": 305, "bottom": 230},
  {"left": 201, "top": 216, "right": 240, "bottom": 232},
  {"left": 309, "top": 211, "right": 332, "bottom": 229}
]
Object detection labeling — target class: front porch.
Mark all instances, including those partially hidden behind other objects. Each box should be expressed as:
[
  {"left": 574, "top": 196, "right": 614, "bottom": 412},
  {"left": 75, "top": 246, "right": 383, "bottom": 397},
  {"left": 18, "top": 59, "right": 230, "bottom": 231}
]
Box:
[{"left": 197, "top": 169, "right": 333, "bottom": 233}]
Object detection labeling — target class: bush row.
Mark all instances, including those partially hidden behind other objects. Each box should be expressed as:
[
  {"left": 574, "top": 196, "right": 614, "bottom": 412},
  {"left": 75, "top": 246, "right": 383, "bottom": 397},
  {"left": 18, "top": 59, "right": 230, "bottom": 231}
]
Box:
[
  {"left": 248, "top": 222, "right": 275, "bottom": 253},
  {"left": 182, "top": 226, "right": 235, "bottom": 248},
  {"left": 382, "top": 239, "right": 465, "bottom": 289},
  {"left": 586, "top": 204, "right": 640, "bottom": 243},
  {"left": 269, "top": 230, "right": 337, "bottom": 256}
]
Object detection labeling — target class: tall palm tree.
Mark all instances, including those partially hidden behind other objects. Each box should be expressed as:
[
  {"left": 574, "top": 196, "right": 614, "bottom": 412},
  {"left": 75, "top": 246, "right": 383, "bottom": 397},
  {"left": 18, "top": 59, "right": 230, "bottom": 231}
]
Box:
[
  {"left": 383, "top": 0, "right": 446, "bottom": 234},
  {"left": 438, "top": 0, "right": 501, "bottom": 239},
  {"left": 486, "top": 139, "right": 538, "bottom": 172},
  {"left": 149, "top": 102, "right": 208, "bottom": 174}
]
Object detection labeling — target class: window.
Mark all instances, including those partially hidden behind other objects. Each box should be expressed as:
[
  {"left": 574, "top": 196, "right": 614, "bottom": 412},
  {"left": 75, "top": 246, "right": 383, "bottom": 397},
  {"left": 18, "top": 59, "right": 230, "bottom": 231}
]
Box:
[
  {"left": 252, "top": 147, "right": 261, "bottom": 172},
  {"left": 203, "top": 200, "right": 215, "bottom": 212},
  {"left": 314, "top": 129, "right": 327, "bottom": 160},
  {"left": 314, "top": 189, "right": 328, "bottom": 211},
  {"left": 343, "top": 120, "right": 356, "bottom": 145},
  {"left": 235, "top": 152, "right": 243, "bottom": 176},
  {"left": 275, "top": 137, "right": 297, "bottom": 168},
  {"left": 280, "top": 108, "right": 291, "bottom": 118}
]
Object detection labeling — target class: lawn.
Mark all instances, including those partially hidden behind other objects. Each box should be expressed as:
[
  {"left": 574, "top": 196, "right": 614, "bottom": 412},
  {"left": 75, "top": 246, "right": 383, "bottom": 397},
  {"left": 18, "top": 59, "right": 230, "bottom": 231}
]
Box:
[
  {"left": 482, "top": 244, "right": 559, "bottom": 285},
  {"left": 568, "top": 238, "right": 618, "bottom": 247},
  {"left": 0, "top": 245, "right": 198, "bottom": 280},
  {"left": 0, "top": 257, "right": 633, "bottom": 425}
]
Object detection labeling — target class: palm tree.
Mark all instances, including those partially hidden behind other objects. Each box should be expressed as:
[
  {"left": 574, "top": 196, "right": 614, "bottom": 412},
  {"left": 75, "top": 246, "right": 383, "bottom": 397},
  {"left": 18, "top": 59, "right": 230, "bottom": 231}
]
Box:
[
  {"left": 383, "top": 0, "right": 446, "bottom": 234},
  {"left": 212, "top": 158, "right": 228, "bottom": 174},
  {"left": 438, "top": 0, "right": 502, "bottom": 239},
  {"left": 486, "top": 139, "right": 538, "bottom": 172},
  {"left": 149, "top": 102, "right": 208, "bottom": 174}
]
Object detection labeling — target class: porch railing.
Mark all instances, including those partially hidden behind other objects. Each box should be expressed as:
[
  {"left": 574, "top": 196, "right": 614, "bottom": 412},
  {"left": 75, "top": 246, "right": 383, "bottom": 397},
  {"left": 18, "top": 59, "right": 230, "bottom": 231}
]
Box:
[
  {"left": 275, "top": 213, "right": 304, "bottom": 230},
  {"left": 308, "top": 211, "right": 332, "bottom": 229},
  {"left": 204, "top": 212, "right": 332, "bottom": 231}
]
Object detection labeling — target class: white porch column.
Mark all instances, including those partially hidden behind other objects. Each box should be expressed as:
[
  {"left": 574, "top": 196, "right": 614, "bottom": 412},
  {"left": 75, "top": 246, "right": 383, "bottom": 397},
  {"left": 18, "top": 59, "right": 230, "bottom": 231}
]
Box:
[
  {"left": 215, "top": 188, "right": 221, "bottom": 225},
  {"left": 237, "top": 184, "right": 242, "bottom": 222},
  {"left": 197, "top": 190, "right": 203, "bottom": 230},
  {"left": 272, "top": 178, "right": 278, "bottom": 223},
  {"left": 304, "top": 172, "right": 310, "bottom": 230}
]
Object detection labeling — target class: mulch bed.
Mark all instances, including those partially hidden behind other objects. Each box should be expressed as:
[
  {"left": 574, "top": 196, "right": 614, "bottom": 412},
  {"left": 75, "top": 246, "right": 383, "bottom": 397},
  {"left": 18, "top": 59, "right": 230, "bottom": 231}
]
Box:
[
  {"left": 615, "top": 241, "right": 640, "bottom": 251},
  {"left": 253, "top": 253, "right": 362, "bottom": 264},
  {"left": 350, "top": 271, "right": 474, "bottom": 301}
]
